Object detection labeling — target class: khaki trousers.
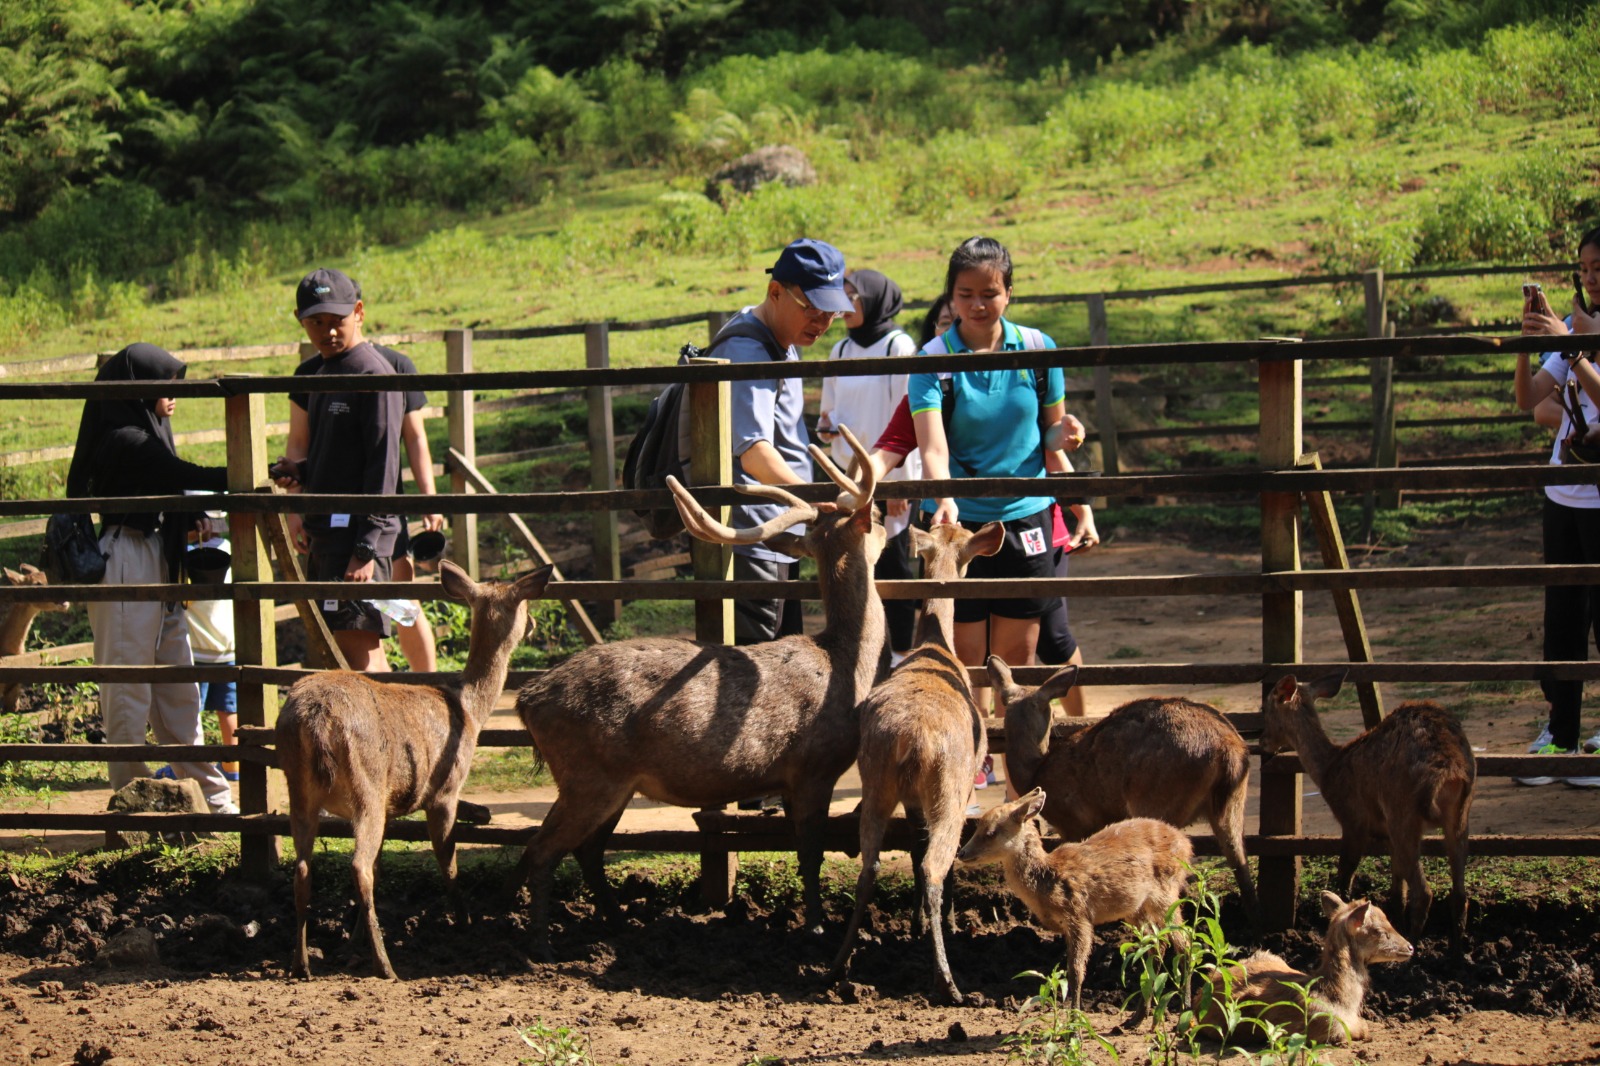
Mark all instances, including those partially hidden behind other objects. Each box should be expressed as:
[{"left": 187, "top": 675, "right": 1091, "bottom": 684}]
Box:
[{"left": 87, "top": 526, "right": 233, "bottom": 812}]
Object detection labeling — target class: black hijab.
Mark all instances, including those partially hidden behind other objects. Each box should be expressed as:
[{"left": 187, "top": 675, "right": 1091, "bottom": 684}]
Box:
[
  {"left": 845, "top": 270, "right": 904, "bottom": 349},
  {"left": 66, "top": 343, "right": 186, "bottom": 498}
]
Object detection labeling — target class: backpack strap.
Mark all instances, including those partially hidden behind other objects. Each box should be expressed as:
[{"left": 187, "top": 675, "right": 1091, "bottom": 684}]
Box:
[{"left": 704, "top": 318, "right": 786, "bottom": 362}]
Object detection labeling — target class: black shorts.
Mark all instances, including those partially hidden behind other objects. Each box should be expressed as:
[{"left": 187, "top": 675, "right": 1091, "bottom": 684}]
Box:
[
  {"left": 946, "top": 505, "right": 1062, "bottom": 623},
  {"left": 1036, "top": 544, "right": 1079, "bottom": 663},
  {"left": 307, "top": 548, "right": 394, "bottom": 637}
]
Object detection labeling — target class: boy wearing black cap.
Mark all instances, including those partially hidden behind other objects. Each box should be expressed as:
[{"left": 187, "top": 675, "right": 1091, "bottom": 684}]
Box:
[
  {"left": 720, "top": 238, "right": 854, "bottom": 644},
  {"left": 274, "top": 268, "right": 404, "bottom": 671}
]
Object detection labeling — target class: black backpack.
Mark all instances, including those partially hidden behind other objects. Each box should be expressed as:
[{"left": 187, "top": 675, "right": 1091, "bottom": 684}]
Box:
[
  {"left": 622, "top": 320, "right": 784, "bottom": 539},
  {"left": 42, "top": 512, "right": 107, "bottom": 584}
]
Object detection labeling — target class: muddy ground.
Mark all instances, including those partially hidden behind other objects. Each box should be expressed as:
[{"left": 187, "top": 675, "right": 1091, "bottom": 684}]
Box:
[{"left": 6, "top": 518, "right": 1600, "bottom": 1064}]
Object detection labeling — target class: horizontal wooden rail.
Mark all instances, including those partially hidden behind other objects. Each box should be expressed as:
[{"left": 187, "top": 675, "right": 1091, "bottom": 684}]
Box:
[
  {"left": 3, "top": 460, "right": 1596, "bottom": 521},
  {"left": 0, "top": 332, "right": 1585, "bottom": 403}
]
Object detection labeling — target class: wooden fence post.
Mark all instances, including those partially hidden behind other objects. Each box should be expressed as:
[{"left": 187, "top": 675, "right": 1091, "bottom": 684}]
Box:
[
  {"left": 1366, "top": 269, "right": 1399, "bottom": 513},
  {"left": 223, "top": 379, "right": 280, "bottom": 876},
  {"left": 446, "top": 329, "right": 479, "bottom": 579},
  {"left": 1087, "top": 294, "right": 1119, "bottom": 492},
  {"left": 1258, "top": 355, "right": 1303, "bottom": 932},
  {"left": 586, "top": 323, "right": 621, "bottom": 628},
  {"left": 708, "top": 311, "right": 731, "bottom": 346},
  {"left": 688, "top": 356, "right": 735, "bottom": 906}
]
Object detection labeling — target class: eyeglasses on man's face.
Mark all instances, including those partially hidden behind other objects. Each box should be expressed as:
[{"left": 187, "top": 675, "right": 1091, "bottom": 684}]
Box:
[{"left": 785, "top": 285, "right": 844, "bottom": 321}]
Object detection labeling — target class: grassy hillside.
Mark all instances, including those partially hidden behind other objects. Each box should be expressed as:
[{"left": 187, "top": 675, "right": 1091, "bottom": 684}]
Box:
[{"left": 2, "top": 12, "right": 1598, "bottom": 515}]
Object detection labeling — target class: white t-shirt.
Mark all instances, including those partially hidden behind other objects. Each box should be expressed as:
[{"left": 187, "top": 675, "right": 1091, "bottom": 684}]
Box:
[
  {"left": 186, "top": 536, "right": 236, "bottom": 661},
  {"left": 819, "top": 329, "right": 919, "bottom": 536},
  {"left": 1540, "top": 349, "right": 1600, "bottom": 510}
]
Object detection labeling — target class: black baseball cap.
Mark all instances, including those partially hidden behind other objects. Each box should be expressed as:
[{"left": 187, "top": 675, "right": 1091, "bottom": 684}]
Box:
[{"left": 295, "top": 268, "right": 361, "bottom": 319}]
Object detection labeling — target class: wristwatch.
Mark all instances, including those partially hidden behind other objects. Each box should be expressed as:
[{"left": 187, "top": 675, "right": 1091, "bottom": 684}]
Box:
[{"left": 350, "top": 542, "right": 377, "bottom": 564}]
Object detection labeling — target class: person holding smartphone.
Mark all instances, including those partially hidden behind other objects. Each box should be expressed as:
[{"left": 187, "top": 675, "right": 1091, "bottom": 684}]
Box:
[{"left": 1513, "top": 225, "right": 1600, "bottom": 786}]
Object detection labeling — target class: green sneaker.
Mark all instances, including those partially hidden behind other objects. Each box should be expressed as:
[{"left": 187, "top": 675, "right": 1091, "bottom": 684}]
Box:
[{"left": 1516, "top": 742, "right": 1574, "bottom": 787}]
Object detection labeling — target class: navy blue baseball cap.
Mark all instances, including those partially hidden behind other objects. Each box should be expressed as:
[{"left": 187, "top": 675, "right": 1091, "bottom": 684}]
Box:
[
  {"left": 295, "top": 268, "right": 361, "bottom": 319},
  {"left": 766, "top": 239, "right": 853, "bottom": 314}
]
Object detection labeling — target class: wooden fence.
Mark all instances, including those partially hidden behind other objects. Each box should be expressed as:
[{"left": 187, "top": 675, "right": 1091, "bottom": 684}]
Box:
[
  {"left": 1, "top": 329, "right": 1597, "bottom": 934},
  {"left": 0, "top": 261, "right": 1574, "bottom": 548}
]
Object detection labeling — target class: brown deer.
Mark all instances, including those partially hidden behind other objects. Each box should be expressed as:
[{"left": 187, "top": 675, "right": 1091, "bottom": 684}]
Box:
[
  {"left": 277, "top": 560, "right": 554, "bottom": 979},
  {"left": 989, "top": 657, "right": 1259, "bottom": 922},
  {"left": 827, "top": 519, "right": 1006, "bottom": 1004},
  {"left": 1195, "top": 890, "right": 1413, "bottom": 1045},
  {"left": 514, "top": 427, "right": 885, "bottom": 958},
  {"left": 1262, "top": 673, "right": 1475, "bottom": 945},
  {"left": 957, "top": 788, "right": 1193, "bottom": 1019},
  {"left": 1, "top": 564, "right": 69, "bottom": 713}
]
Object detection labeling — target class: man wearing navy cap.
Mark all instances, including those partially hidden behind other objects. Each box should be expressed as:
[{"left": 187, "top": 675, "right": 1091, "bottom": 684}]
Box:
[{"left": 720, "top": 238, "right": 855, "bottom": 645}]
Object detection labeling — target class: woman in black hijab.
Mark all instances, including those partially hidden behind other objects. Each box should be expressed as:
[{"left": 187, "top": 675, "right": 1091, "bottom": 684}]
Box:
[
  {"left": 68, "top": 344, "right": 236, "bottom": 814},
  {"left": 817, "top": 270, "right": 920, "bottom": 658}
]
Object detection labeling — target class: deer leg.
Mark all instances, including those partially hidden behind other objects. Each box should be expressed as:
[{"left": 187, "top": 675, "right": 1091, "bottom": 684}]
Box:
[
  {"left": 349, "top": 809, "right": 396, "bottom": 980},
  {"left": 1335, "top": 829, "right": 1370, "bottom": 901},
  {"left": 426, "top": 803, "right": 468, "bottom": 929},
  {"left": 1064, "top": 919, "right": 1094, "bottom": 1013},
  {"left": 828, "top": 794, "right": 893, "bottom": 985},
  {"left": 574, "top": 808, "right": 627, "bottom": 929},
  {"left": 1210, "top": 796, "right": 1260, "bottom": 927},
  {"left": 921, "top": 796, "right": 967, "bottom": 1006},
  {"left": 1391, "top": 834, "right": 1432, "bottom": 940},
  {"left": 521, "top": 791, "right": 632, "bottom": 962},
  {"left": 904, "top": 807, "right": 930, "bottom": 940},
  {"left": 287, "top": 800, "right": 320, "bottom": 979},
  {"left": 787, "top": 782, "right": 837, "bottom": 935}
]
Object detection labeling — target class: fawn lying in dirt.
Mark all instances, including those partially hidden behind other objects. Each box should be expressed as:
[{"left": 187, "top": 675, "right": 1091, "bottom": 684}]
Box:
[
  {"left": 1195, "top": 890, "right": 1414, "bottom": 1045},
  {"left": 989, "top": 657, "right": 1258, "bottom": 923},
  {"left": 957, "top": 788, "right": 1192, "bottom": 1021},
  {"left": 1262, "top": 672, "right": 1475, "bottom": 945}
]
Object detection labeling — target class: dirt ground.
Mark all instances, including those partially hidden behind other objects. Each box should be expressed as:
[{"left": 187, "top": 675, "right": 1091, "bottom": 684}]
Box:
[{"left": 6, "top": 520, "right": 1600, "bottom": 1065}]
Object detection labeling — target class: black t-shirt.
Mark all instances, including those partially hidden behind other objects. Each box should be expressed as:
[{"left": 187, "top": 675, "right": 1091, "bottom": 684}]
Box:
[
  {"left": 298, "top": 342, "right": 403, "bottom": 557},
  {"left": 291, "top": 344, "right": 425, "bottom": 414}
]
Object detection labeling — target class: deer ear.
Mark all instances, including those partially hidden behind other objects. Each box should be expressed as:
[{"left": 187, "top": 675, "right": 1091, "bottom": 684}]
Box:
[
  {"left": 18, "top": 563, "right": 41, "bottom": 576},
  {"left": 909, "top": 527, "right": 934, "bottom": 557},
  {"left": 1320, "top": 890, "right": 1345, "bottom": 917},
  {"left": 439, "top": 559, "right": 476, "bottom": 602},
  {"left": 1344, "top": 901, "right": 1372, "bottom": 931},
  {"left": 850, "top": 504, "right": 874, "bottom": 533},
  {"left": 515, "top": 563, "right": 555, "bottom": 600},
  {"left": 985, "top": 655, "right": 1015, "bottom": 700},
  {"left": 1310, "top": 670, "right": 1346, "bottom": 702},
  {"left": 963, "top": 521, "right": 1006, "bottom": 562},
  {"left": 1021, "top": 788, "right": 1047, "bottom": 819},
  {"left": 1036, "top": 663, "right": 1079, "bottom": 706},
  {"left": 2, "top": 568, "right": 21, "bottom": 585},
  {"left": 1271, "top": 675, "right": 1299, "bottom": 706}
]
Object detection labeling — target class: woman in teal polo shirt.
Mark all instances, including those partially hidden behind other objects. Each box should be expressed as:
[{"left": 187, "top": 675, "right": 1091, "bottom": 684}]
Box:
[{"left": 910, "top": 237, "right": 1087, "bottom": 783}]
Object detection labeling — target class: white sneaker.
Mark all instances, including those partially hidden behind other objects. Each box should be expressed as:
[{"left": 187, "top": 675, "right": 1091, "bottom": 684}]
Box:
[
  {"left": 1527, "top": 727, "right": 1555, "bottom": 753},
  {"left": 214, "top": 802, "right": 240, "bottom": 816},
  {"left": 1584, "top": 732, "right": 1600, "bottom": 754},
  {"left": 1515, "top": 743, "right": 1574, "bottom": 786},
  {"left": 1565, "top": 775, "right": 1600, "bottom": 788}
]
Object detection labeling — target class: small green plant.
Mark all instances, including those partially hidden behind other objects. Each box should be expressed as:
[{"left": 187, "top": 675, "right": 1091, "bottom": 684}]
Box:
[
  {"left": 518, "top": 1018, "right": 594, "bottom": 1066},
  {"left": 1003, "top": 966, "right": 1120, "bottom": 1065},
  {"left": 1243, "top": 979, "right": 1344, "bottom": 1065}
]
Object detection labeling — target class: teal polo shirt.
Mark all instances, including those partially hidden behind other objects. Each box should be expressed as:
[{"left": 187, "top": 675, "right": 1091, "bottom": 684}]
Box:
[{"left": 907, "top": 319, "right": 1065, "bottom": 523}]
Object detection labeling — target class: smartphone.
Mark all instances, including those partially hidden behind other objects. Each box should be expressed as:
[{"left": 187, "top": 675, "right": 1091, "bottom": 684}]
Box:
[{"left": 1524, "top": 281, "right": 1546, "bottom": 316}]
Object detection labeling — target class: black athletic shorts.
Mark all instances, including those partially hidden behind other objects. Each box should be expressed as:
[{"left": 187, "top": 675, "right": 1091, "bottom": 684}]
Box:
[
  {"left": 307, "top": 547, "right": 394, "bottom": 637},
  {"left": 943, "top": 504, "right": 1062, "bottom": 623}
]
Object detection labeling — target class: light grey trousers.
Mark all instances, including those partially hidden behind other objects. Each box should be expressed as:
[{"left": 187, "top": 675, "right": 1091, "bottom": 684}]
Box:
[{"left": 87, "top": 526, "right": 233, "bottom": 813}]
